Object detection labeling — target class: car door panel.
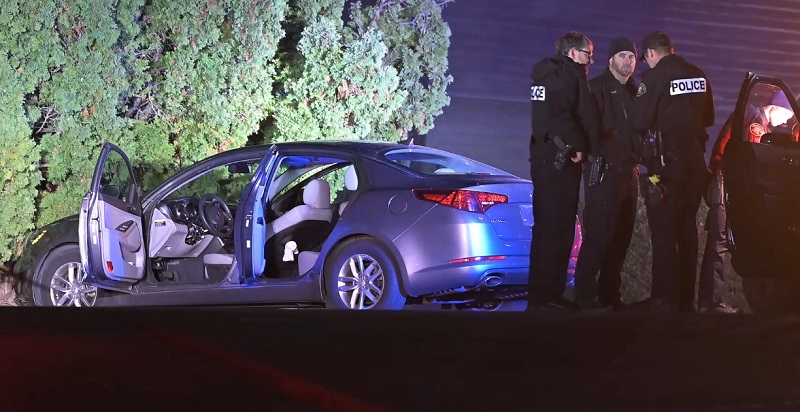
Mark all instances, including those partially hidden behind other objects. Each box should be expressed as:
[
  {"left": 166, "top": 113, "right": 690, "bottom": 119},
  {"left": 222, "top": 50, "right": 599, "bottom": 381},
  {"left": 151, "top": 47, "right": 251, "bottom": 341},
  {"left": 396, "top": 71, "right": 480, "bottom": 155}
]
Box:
[
  {"left": 97, "top": 197, "right": 145, "bottom": 281},
  {"left": 753, "top": 144, "right": 791, "bottom": 216},
  {"left": 80, "top": 143, "right": 145, "bottom": 287}
]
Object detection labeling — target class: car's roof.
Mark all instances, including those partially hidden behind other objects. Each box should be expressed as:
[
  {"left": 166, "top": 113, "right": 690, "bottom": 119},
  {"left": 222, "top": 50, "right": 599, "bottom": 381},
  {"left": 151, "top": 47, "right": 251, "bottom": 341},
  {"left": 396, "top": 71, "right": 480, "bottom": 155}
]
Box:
[
  {"left": 213, "top": 140, "right": 414, "bottom": 162},
  {"left": 276, "top": 140, "right": 406, "bottom": 152},
  {"left": 226, "top": 140, "right": 410, "bottom": 159}
]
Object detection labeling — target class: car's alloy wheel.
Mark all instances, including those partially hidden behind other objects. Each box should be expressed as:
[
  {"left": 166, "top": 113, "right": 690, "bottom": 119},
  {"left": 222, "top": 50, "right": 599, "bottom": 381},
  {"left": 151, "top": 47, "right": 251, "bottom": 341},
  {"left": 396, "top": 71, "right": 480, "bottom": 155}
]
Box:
[
  {"left": 31, "top": 244, "right": 101, "bottom": 307},
  {"left": 49, "top": 261, "right": 98, "bottom": 307},
  {"left": 336, "top": 253, "right": 385, "bottom": 310},
  {"left": 323, "top": 237, "right": 405, "bottom": 310}
]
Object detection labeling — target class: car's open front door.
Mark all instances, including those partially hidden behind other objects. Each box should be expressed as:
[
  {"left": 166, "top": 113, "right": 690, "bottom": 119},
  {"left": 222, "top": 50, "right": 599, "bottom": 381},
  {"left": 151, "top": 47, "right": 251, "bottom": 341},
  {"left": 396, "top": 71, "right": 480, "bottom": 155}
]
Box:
[
  {"left": 723, "top": 72, "right": 800, "bottom": 277},
  {"left": 234, "top": 145, "right": 280, "bottom": 280},
  {"left": 79, "top": 143, "right": 145, "bottom": 289}
]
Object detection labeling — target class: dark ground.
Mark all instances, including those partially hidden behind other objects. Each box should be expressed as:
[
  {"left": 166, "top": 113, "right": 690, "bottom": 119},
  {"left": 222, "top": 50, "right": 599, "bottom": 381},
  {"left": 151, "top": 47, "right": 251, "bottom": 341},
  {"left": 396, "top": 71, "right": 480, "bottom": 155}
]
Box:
[{"left": 3, "top": 307, "right": 800, "bottom": 411}]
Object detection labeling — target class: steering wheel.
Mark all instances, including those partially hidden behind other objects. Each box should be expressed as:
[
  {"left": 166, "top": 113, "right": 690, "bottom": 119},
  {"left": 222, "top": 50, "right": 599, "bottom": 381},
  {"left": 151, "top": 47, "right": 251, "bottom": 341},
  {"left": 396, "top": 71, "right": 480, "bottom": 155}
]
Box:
[{"left": 198, "top": 194, "right": 234, "bottom": 238}]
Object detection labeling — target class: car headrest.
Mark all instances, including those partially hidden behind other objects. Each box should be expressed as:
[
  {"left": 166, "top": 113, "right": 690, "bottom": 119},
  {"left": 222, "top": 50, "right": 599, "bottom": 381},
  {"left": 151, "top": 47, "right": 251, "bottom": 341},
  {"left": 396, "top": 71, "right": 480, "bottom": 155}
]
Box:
[
  {"left": 303, "top": 179, "right": 331, "bottom": 209},
  {"left": 345, "top": 165, "right": 358, "bottom": 191},
  {"left": 434, "top": 168, "right": 456, "bottom": 175}
]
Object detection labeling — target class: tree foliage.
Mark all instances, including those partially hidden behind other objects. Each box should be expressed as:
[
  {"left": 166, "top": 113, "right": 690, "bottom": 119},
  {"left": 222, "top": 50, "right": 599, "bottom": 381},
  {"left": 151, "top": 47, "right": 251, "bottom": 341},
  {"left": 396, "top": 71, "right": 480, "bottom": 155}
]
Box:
[
  {"left": 347, "top": 0, "right": 454, "bottom": 139},
  {"left": 0, "top": 0, "right": 453, "bottom": 263},
  {"left": 267, "top": 17, "right": 406, "bottom": 143}
]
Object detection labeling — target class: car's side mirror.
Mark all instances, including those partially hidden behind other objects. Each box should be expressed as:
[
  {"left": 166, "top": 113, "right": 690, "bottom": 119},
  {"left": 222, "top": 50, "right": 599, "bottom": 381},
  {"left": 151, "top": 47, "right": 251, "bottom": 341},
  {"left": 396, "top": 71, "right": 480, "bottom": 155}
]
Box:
[
  {"left": 228, "top": 163, "right": 252, "bottom": 174},
  {"left": 760, "top": 132, "right": 796, "bottom": 147}
]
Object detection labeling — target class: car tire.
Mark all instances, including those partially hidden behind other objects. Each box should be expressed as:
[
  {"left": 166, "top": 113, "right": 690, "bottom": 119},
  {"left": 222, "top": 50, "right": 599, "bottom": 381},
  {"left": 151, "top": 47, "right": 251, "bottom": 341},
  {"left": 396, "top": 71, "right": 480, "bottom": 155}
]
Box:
[
  {"left": 323, "top": 237, "right": 406, "bottom": 310},
  {"left": 32, "top": 244, "right": 101, "bottom": 307}
]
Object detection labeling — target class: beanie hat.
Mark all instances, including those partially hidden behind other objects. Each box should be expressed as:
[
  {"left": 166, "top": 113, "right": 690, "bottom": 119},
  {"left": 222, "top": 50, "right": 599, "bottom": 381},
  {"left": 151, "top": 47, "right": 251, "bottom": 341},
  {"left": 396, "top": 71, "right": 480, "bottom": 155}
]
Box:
[{"left": 608, "top": 37, "right": 637, "bottom": 60}]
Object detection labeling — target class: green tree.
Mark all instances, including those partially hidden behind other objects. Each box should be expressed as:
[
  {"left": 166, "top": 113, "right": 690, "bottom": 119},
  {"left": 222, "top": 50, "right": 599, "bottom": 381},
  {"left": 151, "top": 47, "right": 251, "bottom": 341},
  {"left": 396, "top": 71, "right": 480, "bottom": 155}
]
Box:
[
  {"left": 348, "top": 0, "right": 454, "bottom": 139},
  {"left": 265, "top": 0, "right": 454, "bottom": 143},
  {"left": 0, "top": 66, "right": 41, "bottom": 262},
  {"left": 0, "top": 1, "right": 69, "bottom": 261},
  {"left": 267, "top": 16, "right": 406, "bottom": 143}
]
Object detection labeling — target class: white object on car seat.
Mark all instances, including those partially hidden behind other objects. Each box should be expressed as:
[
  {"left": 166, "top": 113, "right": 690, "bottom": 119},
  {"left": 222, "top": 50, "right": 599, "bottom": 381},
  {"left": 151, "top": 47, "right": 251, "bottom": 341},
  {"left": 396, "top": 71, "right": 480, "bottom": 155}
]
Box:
[{"left": 283, "top": 241, "right": 298, "bottom": 262}]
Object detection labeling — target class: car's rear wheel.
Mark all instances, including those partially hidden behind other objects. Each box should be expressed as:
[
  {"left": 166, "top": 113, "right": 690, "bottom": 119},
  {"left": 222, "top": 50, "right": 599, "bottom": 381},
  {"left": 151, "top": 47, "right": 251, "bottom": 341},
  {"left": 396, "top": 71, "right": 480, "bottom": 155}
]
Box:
[
  {"left": 32, "top": 244, "right": 99, "bottom": 307},
  {"left": 323, "top": 238, "right": 406, "bottom": 310}
]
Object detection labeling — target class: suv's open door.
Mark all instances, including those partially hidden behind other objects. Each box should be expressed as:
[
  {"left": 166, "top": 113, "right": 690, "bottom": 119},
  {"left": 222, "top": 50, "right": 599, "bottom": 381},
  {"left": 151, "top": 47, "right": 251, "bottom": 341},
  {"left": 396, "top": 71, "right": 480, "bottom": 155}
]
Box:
[
  {"left": 79, "top": 143, "right": 146, "bottom": 290},
  {"left": 723, "top": 72, "right": 800, "bottom": 278},
  {"left": 234, "top": 145, "right": 280, "bottom": 280}
]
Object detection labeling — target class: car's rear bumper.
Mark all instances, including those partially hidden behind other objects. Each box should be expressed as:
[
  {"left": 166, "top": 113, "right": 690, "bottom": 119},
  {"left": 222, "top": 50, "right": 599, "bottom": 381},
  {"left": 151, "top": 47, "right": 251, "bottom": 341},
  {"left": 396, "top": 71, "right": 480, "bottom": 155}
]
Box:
[{"left": 402, "top": 255, "right": 529, "bottom": 297}]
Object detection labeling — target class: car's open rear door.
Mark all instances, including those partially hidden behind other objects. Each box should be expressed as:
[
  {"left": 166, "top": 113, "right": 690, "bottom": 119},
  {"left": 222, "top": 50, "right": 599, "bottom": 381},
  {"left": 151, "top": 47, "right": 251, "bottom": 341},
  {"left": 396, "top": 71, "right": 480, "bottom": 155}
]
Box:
[{"left": 79, "top": 143, "right": 145, "bottom": 290}]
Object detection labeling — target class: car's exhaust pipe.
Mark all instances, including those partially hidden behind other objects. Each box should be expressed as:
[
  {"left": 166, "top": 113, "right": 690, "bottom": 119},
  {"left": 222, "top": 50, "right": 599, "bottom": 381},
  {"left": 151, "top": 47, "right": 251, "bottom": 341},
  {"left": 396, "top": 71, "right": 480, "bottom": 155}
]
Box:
[{"left": 482, "top": 275, "right": 503, "bottom": 288}]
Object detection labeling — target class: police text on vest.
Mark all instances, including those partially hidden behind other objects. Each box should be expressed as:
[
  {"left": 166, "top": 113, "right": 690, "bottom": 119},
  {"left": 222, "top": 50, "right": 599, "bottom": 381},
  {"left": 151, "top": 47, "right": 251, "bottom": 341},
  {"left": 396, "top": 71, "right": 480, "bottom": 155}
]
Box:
[
  {"left": 531, "top": 85, "right": 546, "bottom": 101},
  {"left": 669, "top": 78, "right": 706, "bottom": 96}
]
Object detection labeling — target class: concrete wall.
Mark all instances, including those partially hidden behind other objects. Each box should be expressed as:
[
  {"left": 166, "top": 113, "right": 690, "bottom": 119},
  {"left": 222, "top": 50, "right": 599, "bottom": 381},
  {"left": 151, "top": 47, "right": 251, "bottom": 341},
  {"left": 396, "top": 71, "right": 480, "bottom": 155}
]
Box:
[{"left": 427, "top": 0, "right": 800, "bottom": 178}]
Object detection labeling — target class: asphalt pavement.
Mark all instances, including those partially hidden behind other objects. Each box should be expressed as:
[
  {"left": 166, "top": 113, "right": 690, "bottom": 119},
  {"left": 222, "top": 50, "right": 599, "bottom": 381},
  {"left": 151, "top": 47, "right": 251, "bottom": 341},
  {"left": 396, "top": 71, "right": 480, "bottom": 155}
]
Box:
[{"left": 3, "top": 306, "right": 800, "bottom": 411}]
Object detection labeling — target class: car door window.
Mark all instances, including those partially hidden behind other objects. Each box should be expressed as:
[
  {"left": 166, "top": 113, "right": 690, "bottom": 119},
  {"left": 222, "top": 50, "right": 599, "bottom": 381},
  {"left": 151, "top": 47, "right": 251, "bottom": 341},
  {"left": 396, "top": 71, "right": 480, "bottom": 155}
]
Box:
[
  {"left": 100, "top": 150, "right": 133, "bottom": 202},
  {"left": 741, "top": 83, "right": 799, "bottom": 145},
  {"left": 166, "top": 161, "right": 259, "bottom": 203},
  {"left": 269, "top": 156, "right": 349, "bottom": 203}
]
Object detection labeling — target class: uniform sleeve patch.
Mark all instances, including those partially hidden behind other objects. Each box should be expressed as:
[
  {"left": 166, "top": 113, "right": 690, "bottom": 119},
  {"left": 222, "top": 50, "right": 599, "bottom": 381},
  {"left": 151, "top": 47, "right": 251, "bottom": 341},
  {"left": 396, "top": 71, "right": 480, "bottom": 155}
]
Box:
[
  {"left": 749, "top": 122, "right": 765, "bottom": 138},
  {"left": 531, "top": 85, "right": 546, "bottom": 101},
  {"left": 637, "top": 83, "right": 646, "bottom": 97}
]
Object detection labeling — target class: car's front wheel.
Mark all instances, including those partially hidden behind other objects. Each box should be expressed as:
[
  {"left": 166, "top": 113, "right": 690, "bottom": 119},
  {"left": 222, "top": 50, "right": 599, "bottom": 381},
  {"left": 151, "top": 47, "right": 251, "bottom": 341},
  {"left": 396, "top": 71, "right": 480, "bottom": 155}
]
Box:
[
  {"left": 32, "top": 244, "right": 99, "bottom": 307},
  {"left": 323, "top": 238, "right": 406, "bottom": 310}
]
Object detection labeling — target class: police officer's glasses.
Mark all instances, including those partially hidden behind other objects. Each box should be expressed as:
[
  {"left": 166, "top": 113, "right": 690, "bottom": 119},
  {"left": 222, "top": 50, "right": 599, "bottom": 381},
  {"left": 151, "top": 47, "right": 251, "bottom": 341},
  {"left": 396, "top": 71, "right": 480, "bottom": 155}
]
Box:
[{"left": 577, "top": 49, "right": 593, "bottom": 63}]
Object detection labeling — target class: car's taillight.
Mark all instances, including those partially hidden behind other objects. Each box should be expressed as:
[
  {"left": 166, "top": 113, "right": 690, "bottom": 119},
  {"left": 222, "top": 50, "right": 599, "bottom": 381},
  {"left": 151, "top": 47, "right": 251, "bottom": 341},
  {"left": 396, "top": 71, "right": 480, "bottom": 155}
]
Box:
[
  {"left": 412, "top": 189, "right": 509, "bottom": 213},
  {"left": 450, "top": 255, "right": 506, "bottom": 264}
]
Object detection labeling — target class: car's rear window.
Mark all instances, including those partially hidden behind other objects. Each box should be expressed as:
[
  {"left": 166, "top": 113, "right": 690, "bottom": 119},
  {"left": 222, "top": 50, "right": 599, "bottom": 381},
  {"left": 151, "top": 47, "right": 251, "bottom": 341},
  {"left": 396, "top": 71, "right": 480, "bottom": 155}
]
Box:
[{"left": 381, "top": 147, "right": 512, "bottom": 176}]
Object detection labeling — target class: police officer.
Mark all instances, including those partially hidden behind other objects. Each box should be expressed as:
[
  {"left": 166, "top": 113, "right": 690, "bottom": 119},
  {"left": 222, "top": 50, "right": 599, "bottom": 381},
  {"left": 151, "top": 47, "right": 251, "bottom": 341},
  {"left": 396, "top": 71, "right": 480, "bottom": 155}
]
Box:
[
  {"left": 574, "top": 37, "right": 640, "bottom": 311},
  {"left": 528, "top": 31, "right": 600, "bottom": 310},
  {"left": 631, "top": 31, "right": 714, "bottom": 312}
]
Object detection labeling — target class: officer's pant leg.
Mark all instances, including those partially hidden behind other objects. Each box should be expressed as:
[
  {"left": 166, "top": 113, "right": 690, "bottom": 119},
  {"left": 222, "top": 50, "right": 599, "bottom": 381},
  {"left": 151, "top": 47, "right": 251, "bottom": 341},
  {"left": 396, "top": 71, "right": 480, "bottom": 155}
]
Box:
[
  {"left": 574, "top": 183, "right": 616, "bottom": 304},
  {"left": 554, "top": 171, "right": 581, "bottom": 298},
  {"left": 529, "top": 160, "right": 554, "bottom": 303},
  {"left": 529, "top": 159, "right": 581, "bottom": 303},
  {"left": 713, "top": 202, "right": 730, "bottom": 303},
  {"left": 598, "top": 170, "right": 638, "bottom": 303},
  {"left": 676, "top": 179, "right": 703, "bottom": 311},
  {"left": 699, "top": 202, "right": 728, "bottom": 306},
  {"left": 645, "top": 187, "right": 678, "bottom": 302}
]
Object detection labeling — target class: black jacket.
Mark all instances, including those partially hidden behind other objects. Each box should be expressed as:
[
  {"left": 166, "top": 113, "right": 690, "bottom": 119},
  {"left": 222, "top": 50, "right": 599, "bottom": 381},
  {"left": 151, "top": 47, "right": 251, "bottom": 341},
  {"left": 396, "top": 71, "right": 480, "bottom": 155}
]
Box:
[
  {"left": 530, "top": 54, "right": 600, "bottom": 154},
  {"left": 589, "top": 68, "right": 641, "bottom": 168},
  {"left": 631, "top": 54, "right": 714, "bottom": 151}
]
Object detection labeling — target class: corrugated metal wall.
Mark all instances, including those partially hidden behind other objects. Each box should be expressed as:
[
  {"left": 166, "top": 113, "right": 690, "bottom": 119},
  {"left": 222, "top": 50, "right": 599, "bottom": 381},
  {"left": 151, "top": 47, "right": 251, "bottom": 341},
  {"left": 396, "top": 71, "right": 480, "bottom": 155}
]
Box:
[{"left": 428, "top": 0, "right": 800, "bottom": 178}]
